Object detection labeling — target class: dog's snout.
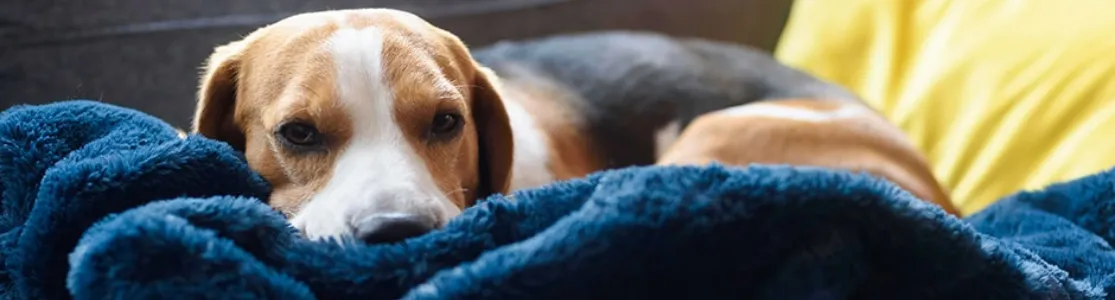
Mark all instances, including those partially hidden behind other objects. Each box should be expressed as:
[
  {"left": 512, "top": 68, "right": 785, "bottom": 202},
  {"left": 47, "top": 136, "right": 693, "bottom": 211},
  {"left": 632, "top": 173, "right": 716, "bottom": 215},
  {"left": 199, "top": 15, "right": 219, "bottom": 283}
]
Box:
[{"left": 354, "top": 214, "right": 436, "bottom": 244}]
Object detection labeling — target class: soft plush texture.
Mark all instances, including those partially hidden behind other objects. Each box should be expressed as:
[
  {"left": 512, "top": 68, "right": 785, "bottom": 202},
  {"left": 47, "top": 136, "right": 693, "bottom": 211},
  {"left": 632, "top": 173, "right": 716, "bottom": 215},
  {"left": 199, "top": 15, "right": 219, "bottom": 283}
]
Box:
[
  {"left": 3, "top": 100, "right": 1115, "bottom": 299},
  {"left": 775, "top": 0, "right": 1115, "bottom": 214}
]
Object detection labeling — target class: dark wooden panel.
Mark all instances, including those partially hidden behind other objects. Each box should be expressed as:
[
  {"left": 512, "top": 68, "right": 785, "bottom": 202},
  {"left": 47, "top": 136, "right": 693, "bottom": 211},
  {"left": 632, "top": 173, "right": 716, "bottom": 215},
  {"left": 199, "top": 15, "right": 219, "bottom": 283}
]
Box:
[{"left": 1, "top": 0, "right": 794, "bottom": 127}]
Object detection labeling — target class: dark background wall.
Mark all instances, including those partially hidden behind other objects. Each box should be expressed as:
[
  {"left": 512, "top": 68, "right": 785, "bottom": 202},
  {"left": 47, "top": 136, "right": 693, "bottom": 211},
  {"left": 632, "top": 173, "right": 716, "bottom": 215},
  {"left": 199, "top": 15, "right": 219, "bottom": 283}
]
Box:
[{"left": 1, "top": 0, "right": 795, "bottom": 128}]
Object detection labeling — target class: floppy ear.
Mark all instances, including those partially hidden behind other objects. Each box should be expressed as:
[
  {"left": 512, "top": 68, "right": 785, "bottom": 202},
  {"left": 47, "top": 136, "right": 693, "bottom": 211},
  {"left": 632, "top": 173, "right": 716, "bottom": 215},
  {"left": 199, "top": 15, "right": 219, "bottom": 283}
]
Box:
[
  {"left": 471, "top": 65, "right": 515, "bottom": 201},
  {"left": 192, "top": 41, "right": 247, "bottom": 151}
]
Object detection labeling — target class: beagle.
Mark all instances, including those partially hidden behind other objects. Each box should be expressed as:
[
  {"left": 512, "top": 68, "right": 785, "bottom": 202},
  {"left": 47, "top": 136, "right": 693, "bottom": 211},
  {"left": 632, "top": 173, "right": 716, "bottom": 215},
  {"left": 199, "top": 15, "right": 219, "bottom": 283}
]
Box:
[
  {"left": 191, "top": 8, "right": 872, "bottom": 244},
  {"left": 656, "top": 99, "right": 961, "bottom": 216},
  {"left": 192, "top": 9, "right": 511, "bottom": 244}
]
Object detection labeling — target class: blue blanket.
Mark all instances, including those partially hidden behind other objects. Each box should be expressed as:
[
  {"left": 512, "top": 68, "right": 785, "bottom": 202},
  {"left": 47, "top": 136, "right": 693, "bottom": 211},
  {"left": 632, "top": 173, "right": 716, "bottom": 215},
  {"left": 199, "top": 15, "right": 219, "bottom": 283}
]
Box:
[{"left": 2, "top": 100, "right": 1114, "bottom": 299}]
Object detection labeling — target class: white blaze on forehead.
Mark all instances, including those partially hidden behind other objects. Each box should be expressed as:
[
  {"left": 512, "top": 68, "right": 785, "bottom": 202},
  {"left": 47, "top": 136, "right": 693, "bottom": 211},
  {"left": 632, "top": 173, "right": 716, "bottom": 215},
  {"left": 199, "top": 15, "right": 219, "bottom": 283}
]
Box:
[{"left": 289, "top": 27, "right": 462, "bottom": 242}]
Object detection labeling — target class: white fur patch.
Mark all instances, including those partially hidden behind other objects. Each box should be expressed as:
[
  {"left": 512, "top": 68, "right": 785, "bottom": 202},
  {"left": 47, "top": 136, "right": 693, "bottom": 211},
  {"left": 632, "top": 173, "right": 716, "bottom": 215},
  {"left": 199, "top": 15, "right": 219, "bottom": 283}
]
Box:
[
  {"left": 718, "top": 102, "right": 866, "bottom": 122},
  {"left": 502, "top": 99, "right": 555, "bottom": 192},
  {"left": 289, "top": 27, "right": 461, "bottom": 242},
  {"left": 653, "top": 120, "right": 681, "bottom": 159}
]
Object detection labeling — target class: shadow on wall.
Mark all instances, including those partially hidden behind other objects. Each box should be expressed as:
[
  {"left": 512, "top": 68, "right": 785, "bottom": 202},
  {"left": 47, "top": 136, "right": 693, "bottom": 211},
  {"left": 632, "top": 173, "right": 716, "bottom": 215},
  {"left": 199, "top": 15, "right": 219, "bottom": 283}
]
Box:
[{"left": 1, "top": 0, "right": 794, "bottom": 128}]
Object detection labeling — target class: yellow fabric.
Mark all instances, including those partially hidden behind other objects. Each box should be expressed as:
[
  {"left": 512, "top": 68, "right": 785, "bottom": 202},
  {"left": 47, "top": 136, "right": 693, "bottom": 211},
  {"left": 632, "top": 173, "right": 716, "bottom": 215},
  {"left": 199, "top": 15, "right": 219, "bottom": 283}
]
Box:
[{"left": 774, "top": 0, "right": 1115, "bottom": 215}]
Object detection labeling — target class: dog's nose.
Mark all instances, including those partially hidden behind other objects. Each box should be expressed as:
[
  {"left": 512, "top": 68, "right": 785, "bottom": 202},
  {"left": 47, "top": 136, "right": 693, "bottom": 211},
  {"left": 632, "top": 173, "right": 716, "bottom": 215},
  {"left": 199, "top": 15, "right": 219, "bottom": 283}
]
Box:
[{"left": 354, "top": 214, "right": 436, "bottom": 244}]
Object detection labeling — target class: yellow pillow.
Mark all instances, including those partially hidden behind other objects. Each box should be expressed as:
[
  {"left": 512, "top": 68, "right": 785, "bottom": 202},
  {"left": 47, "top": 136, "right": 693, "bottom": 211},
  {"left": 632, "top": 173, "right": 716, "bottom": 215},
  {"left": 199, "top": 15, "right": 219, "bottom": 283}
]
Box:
[{"left": 775, "top": 0, "right": 1115, "bottom": 215}]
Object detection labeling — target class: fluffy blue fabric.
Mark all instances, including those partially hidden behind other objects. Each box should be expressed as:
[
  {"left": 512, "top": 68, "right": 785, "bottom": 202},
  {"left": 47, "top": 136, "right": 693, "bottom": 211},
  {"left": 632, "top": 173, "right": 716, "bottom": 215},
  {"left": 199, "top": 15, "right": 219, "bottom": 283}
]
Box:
[{"left": 2, "top": 100, "right": 1114, "bottom": 299}]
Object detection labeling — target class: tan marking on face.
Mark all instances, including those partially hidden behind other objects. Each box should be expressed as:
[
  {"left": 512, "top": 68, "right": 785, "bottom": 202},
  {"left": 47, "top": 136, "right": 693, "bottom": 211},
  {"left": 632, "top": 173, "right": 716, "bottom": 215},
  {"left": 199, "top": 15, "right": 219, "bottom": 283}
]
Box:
[
  {"left": 191, "top": 9, "right": 514, "bottom": 240},
  {"left": 217, "top": 18, "right": 350, "bottom": 217},
  {"left": 657, "top": 99, "right": 960, "bottom": 216},
  {"left": 369, "top": 14, "right": 484, "bottom": 209}
]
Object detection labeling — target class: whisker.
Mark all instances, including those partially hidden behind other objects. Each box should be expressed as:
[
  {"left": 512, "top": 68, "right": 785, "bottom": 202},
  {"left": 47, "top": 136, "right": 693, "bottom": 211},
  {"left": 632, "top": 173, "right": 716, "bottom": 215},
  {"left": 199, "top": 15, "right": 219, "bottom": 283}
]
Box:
[
  {"left": 445, "top": 188, "right": 469, "bottom": 196},
  {"left": 453, "top": 84, "right": 480, "bottom": 90}
]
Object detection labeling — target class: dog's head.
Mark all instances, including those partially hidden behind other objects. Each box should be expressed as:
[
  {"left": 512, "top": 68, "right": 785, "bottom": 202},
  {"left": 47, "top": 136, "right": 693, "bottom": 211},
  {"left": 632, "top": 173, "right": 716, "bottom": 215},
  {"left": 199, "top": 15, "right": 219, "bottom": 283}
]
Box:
[{"left": 192, "top": 9, "right": 513, "bottom": 244}]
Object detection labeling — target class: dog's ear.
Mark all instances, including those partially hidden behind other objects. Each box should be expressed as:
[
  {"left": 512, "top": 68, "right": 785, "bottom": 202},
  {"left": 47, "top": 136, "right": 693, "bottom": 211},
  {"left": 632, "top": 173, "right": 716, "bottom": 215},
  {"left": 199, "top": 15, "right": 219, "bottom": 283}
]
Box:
[
  {"left": 432, "top": 25, "right": 515, "bottom": 202},
  {"left": 470, "top": 65, "right": 515, "bottom": 202},
  {"left": 193, "top": 41, "right": 247, "bottom": 151}
]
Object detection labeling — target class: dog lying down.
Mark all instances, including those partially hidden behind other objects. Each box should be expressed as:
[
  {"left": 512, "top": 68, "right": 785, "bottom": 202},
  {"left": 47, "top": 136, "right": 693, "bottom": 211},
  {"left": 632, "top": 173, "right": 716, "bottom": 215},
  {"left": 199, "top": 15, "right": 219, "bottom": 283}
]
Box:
[{"left": 188, "top": 8, "right": 959, "bottom": 245}]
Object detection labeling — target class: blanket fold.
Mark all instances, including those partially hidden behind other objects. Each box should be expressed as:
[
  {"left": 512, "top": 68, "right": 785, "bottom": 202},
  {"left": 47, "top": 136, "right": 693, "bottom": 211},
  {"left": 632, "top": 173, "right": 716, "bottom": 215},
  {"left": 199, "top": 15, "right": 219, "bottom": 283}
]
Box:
[
  {"left": 0, "top": 101, "right": 272, "bottom": 299},
  {"left": 2, "top": 100, "right": 1114, "bottom": 299}
]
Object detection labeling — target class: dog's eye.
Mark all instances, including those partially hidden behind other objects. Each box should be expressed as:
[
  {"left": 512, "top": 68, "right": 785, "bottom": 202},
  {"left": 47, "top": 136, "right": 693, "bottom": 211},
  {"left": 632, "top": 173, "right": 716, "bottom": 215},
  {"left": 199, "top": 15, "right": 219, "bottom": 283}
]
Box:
[
  {"left": 278, "top": 123, "right": 321, "bottom": 146},
  {"left": 430, "top": 113, "right": 463, "bottom": 136}
]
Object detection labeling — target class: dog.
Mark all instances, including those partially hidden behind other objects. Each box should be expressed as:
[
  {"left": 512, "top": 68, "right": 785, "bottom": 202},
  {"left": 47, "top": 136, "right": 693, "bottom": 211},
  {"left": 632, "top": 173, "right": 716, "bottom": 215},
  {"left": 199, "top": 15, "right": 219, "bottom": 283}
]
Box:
[
  {"left": 656, "top": 99, "right": 961, "bottom": 216},
  {"left": 191, "top": 8, "right": 872, "bottom": 244}
]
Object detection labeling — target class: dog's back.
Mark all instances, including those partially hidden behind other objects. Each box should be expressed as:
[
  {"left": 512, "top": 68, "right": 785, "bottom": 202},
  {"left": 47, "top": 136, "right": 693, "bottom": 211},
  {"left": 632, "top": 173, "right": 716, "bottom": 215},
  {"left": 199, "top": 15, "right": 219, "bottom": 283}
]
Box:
[{"left": 473, "top": 31, "right": 860, "bottom": 168}]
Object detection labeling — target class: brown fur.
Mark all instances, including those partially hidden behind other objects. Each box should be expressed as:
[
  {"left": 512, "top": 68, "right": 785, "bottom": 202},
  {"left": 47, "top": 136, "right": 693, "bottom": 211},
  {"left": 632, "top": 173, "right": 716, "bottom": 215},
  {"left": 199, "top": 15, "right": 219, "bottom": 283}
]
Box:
[
  {"left": 192, "top": 9, "right": 512, "bottom": 216},
  {"left": 657, "top": 99, "right": 961, "bottom": 216}
]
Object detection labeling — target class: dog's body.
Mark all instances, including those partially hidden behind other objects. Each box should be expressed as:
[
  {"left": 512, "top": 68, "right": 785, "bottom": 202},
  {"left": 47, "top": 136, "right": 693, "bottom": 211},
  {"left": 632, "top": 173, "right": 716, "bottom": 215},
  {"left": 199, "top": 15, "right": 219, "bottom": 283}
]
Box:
[
  {"left": 656, "top": 99, "right": 960, "bottom": 216},
  {"left": 191, "top": 8, "right": 953, "bottom": 244},
  {"left": 473, "top": 32, "right": 861, "bottom": 189}
]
